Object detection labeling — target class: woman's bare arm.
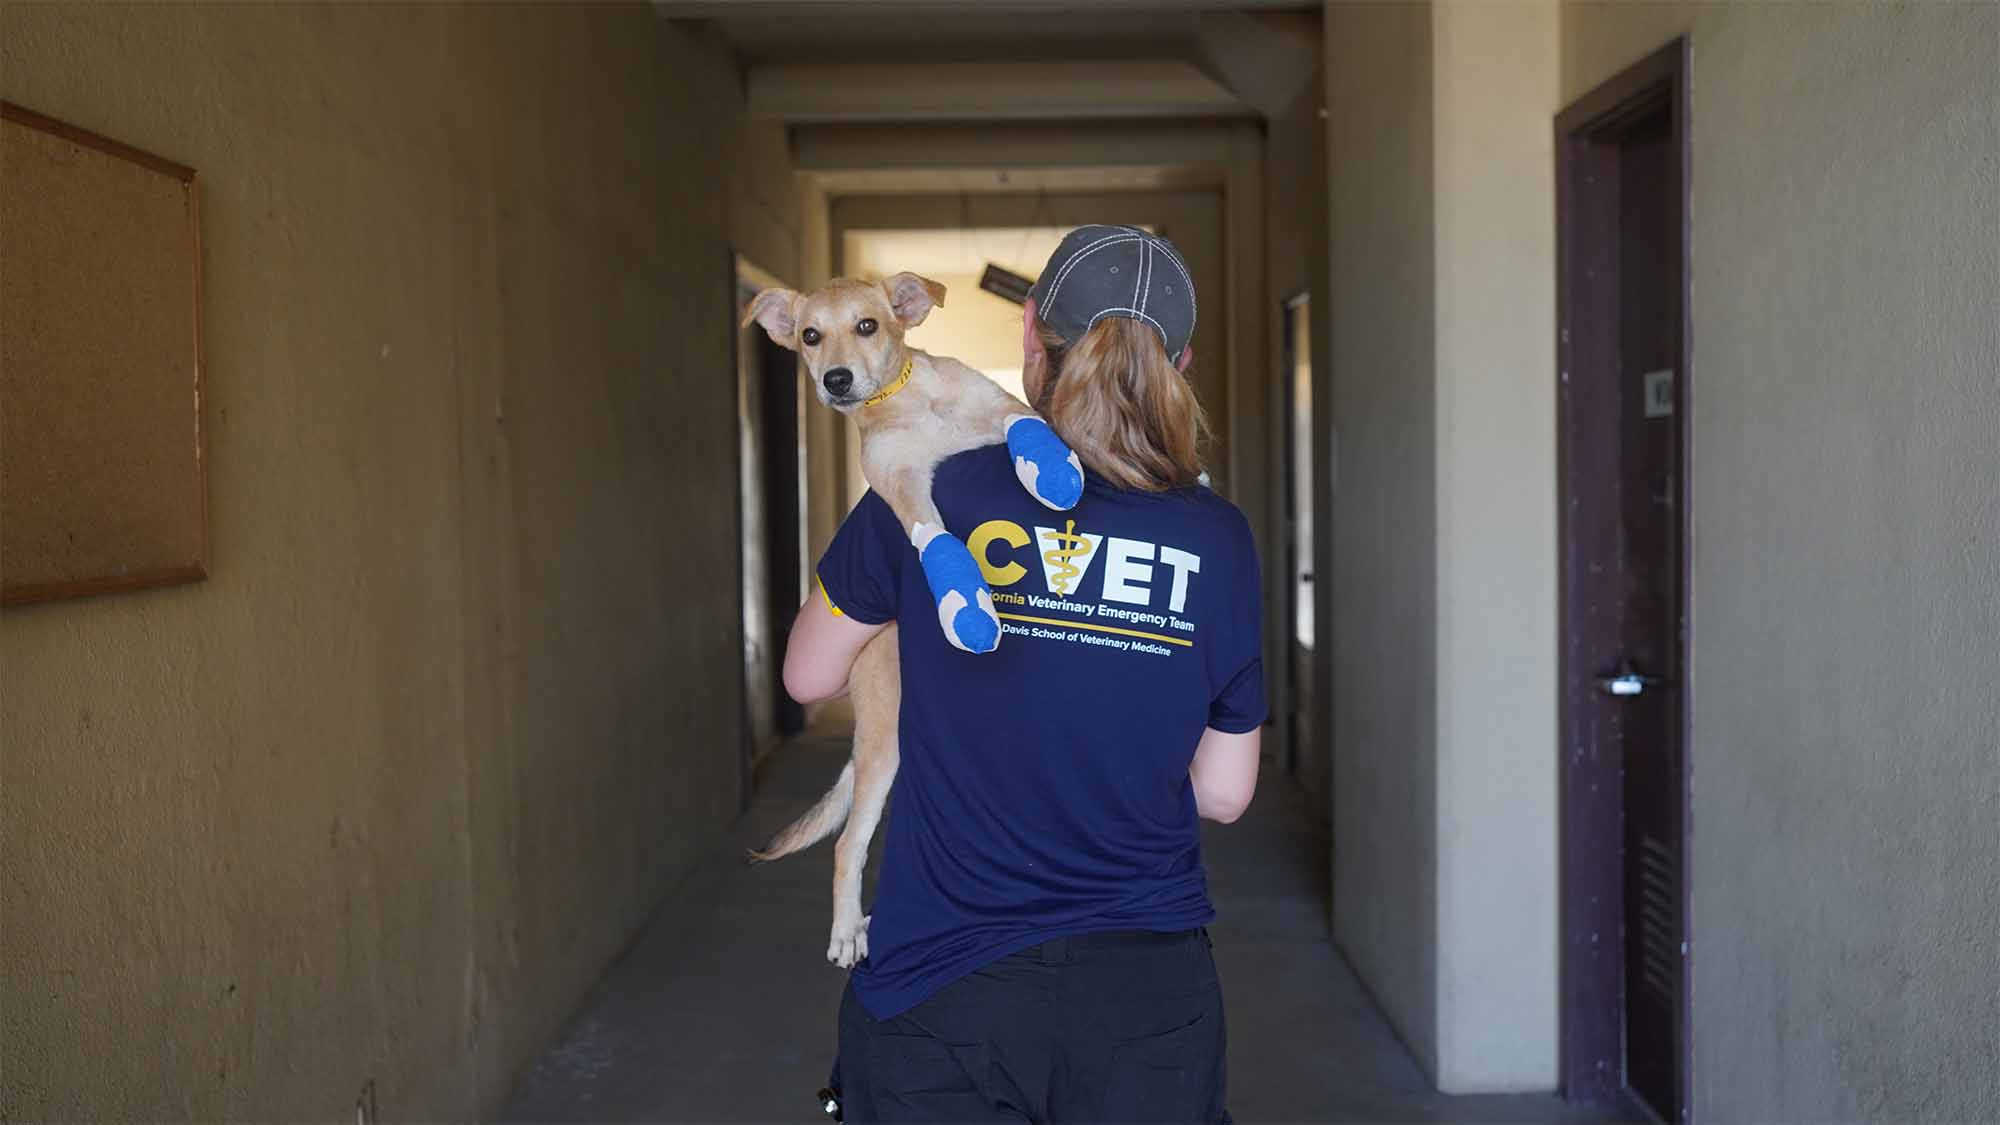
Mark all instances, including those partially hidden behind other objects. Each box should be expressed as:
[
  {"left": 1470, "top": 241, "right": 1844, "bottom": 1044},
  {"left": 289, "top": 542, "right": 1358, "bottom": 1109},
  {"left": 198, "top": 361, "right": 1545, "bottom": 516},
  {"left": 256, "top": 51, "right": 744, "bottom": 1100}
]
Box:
[
  {"left": 1189, "top": 725, "right": 1260, "bottom": 823},
  {"left": 782, "top": 590, "right": 888, "bottom": 705}
]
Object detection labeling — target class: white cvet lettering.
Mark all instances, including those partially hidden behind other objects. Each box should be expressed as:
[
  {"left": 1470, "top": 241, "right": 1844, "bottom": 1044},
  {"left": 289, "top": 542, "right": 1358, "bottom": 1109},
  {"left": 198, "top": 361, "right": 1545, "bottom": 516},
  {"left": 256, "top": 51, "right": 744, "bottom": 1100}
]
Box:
[
  {"left": 1157, "top": 545, "right": 1202, "bottom": 612},
  {"left": 1101, "top": 537, "right": 1155, "bottom": 605}
]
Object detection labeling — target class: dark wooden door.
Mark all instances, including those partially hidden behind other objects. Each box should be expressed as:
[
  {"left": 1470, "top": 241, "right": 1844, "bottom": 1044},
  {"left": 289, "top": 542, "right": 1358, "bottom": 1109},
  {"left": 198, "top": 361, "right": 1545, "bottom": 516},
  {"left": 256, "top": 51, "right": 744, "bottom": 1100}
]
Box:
[
  {"left": 1610, "top": 106, "right": 1683, "bottom": 1121},
  {"left": 758, "top": 331, "right": 806, "bottom": 739},
  {"left": 1558, "top": 41, "right": 1690, "bottom": 1125}
]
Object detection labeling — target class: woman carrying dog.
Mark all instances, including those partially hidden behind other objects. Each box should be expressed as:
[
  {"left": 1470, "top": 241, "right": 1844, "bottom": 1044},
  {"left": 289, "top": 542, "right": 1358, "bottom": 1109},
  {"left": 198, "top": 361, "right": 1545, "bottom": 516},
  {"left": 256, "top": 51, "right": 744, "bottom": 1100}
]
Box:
[{"left": 786, "top": 226, "right": 1262, "bottom": 1123}]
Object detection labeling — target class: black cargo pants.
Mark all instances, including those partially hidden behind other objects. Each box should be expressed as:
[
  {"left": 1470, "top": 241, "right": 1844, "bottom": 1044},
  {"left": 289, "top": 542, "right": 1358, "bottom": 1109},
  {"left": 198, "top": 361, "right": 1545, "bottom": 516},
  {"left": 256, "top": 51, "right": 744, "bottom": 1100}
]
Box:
[{"left": 830, "top": 928, "right": 1229, "bottom": 1124}]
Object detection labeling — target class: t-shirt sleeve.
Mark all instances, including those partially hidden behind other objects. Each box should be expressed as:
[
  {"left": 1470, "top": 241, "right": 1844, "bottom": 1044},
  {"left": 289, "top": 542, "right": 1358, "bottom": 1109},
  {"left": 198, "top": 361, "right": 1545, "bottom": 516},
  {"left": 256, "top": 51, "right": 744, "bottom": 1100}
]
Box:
[
  {"left": 814, "top": 490, "right": 907, "bottom": 626},
  {"left": 1207, "top": 513, "right": 1267, "bottom": 734}
]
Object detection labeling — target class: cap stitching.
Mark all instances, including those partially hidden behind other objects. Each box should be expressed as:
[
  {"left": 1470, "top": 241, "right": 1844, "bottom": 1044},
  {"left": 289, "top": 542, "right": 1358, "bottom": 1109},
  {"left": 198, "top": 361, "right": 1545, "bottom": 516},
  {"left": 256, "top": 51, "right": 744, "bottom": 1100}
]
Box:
[
  {"left": 1041, "top": 235, "right": 1144, "bottom": 313},
  {"left": 1039, "top": 228, "right": 1197, "bottom": 350},
  {"left": 1133, "top": 237, "right": 1148, "bottom": 313},
  {"left": 1151, "top": 239, "right": 1166, "bottom": 319},
  {"left": 1042, "top": 235, "right": 1144, "bottom": 312},
  {"left": 1152, "top": 241, "right": 1196, "bottom": 327},
  {"left": 1039, "top": 229, "right": 1132, "bottom": 299}
]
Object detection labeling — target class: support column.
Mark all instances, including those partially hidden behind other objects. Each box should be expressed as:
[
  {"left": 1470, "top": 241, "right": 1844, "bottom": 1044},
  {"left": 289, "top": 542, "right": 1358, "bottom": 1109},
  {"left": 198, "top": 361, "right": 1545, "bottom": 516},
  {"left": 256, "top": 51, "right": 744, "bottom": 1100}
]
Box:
[{"left": 1429, "top": 0, "right": 1561, "bottom": 1094}]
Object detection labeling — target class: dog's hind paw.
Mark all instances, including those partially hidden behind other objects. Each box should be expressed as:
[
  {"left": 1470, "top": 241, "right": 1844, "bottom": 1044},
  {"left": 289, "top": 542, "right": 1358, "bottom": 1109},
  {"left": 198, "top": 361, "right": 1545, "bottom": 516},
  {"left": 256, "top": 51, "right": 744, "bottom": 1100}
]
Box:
[
  {"left": 1006, "top": 414, "right": 1085, "bottom": 511},
  {"left": 913, "top": 523, "right": 1001, "bottom": 654},
  {"left": 828, "top": 915, "right": 871, "bottom": 969}
]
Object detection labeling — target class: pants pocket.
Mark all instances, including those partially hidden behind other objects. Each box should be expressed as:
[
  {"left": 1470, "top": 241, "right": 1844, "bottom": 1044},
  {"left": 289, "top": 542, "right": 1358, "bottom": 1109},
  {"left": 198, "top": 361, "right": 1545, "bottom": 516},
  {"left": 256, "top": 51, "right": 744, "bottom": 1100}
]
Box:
[
  {"left": 863, "top": 1033, "right": 1007, "bottom": 1123},
  {"left": 1096, "top": 1006, "right": 1228, "bottom": 1123}
]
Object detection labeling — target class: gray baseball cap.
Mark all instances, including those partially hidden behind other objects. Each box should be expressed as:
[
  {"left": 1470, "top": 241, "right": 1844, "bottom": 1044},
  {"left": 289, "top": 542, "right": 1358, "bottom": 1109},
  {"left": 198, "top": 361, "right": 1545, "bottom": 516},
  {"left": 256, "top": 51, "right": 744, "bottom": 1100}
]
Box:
[{"left": 1027, "top": 225, "right": 1197, "bottom": 360}]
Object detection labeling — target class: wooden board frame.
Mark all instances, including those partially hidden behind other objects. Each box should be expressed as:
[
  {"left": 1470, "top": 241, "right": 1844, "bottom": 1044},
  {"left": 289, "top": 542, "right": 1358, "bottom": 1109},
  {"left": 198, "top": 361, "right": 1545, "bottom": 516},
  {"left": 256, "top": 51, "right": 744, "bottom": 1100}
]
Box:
[{"left": 1, "top": 101, "right": 207, "bottom": 607}]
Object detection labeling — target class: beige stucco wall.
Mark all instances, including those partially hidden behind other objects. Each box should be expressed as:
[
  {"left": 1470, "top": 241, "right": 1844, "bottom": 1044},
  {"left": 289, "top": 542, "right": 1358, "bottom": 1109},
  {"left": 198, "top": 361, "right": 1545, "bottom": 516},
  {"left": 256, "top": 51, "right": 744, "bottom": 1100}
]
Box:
[
  {"left": 1562, "top": 3, "right": 2000, "bottom": 1120},
  {"left": 0, "top": 5, "right": 778, "bottom": 1118},
  {"left": 1325, "top": 0, "right": 1562, "bottom": 1091},
  {"left": 1430, "top": 0, "right": 1561, "bottom": 1093},
  {"left": 1332, "top": 1, "right": 1996, "bottom": 1105},
  {"left": 1334, "top": 0, "right": 2000, "bottom": 1107},
  {"left": 1323, "top": 0, "right": 1441, "bottom": 1074}
]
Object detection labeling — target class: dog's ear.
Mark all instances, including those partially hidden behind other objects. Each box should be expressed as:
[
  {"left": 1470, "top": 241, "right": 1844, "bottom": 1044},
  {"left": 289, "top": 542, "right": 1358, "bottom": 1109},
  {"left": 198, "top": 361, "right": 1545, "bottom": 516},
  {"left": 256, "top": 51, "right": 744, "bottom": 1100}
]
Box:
[
  {"left": 743, "top": 288, "right": 802, "bottom": 349},
  {"left": 883, "top": 272, "right": 946, "bottom": 328}
]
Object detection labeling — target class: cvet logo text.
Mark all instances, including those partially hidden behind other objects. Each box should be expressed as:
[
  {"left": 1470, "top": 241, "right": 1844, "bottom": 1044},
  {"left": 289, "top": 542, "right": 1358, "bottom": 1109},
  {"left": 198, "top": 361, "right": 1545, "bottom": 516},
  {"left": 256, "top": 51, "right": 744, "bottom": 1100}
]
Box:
[{"left": 966, "top": 518, "right": 1202, "bottom": 611}]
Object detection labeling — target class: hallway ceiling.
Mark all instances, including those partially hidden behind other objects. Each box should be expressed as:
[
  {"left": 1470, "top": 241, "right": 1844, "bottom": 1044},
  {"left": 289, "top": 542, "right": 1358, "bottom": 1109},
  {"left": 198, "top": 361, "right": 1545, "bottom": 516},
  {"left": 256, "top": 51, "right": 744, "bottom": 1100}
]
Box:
[
  {"left": 792, "top": 119, "right": 1233, "bottom": 201},
  {"left": 809, "top": 164, "right": 1222, "bottom": 196},
  {"left": 661, "top": 2, "right": 1319, "bottom": 122},
  {"left": 750, "top": 59, "right": 1251, "bottom": 123},
  {"left": 663, "top": 1, "right": 1317, "bottom": 200},
  {"left": 676, "top": 6, "right": 1211, "bottom": 64}
]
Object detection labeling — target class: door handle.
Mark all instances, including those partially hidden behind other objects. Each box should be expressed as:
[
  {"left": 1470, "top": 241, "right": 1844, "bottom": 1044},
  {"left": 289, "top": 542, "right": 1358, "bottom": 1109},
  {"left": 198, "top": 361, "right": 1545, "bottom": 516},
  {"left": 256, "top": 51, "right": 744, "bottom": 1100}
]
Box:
[{"left": 1597, "top": 660, "right": 1666, "bottom": 698}]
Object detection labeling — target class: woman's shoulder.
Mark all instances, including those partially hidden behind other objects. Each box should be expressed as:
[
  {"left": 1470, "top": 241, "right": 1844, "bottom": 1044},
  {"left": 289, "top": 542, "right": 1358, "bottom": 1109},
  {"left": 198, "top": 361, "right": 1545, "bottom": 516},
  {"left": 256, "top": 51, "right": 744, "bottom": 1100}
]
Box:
[
  {"left": 934, "top": 443, "right": 1017, "bottom": 490},
  {"left": 1092, "top": 472, "right": 1259, "bottom": 563},
  {"left": 1181, "top": 484, "right": 1258, "bottom": 553},
  {"left": 932, "top": 446, "right": 1254, "bottom": 545}
]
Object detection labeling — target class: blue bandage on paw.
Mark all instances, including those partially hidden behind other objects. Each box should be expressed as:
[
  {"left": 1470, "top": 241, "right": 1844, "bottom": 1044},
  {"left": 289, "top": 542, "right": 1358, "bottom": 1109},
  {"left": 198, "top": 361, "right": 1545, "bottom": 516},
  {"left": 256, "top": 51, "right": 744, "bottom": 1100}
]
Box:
[
  {"left": 916, "top": 528, "right": 1000, "bottom": 654},
  {"left": 1006, "top": 414, "right": 1085, "bottom": 511}
]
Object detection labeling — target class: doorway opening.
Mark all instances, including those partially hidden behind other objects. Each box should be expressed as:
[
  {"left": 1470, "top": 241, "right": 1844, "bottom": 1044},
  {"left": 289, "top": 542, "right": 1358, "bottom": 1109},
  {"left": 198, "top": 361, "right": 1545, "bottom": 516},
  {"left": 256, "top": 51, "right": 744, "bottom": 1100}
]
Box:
[
  {"left": 737, "top": 256, "right": 808, "bottom": 803},
  {"left": 1556, "top": 40, "right": 1692, "bottom": 1125},
  {"left": 1282, "top": 291, "right": 1313, "bottom": 776}
]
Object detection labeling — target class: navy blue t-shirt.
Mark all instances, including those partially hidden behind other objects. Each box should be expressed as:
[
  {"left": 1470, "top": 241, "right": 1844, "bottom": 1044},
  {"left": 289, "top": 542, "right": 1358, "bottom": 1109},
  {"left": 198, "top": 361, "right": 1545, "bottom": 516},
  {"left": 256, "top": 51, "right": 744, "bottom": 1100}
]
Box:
[{"left": 816, "top": 445, "right": 1265, "bottom": 1020}]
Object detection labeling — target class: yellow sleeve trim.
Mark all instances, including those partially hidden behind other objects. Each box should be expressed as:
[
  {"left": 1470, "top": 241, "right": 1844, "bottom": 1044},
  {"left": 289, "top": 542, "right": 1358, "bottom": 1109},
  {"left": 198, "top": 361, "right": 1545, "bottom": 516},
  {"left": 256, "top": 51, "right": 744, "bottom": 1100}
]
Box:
[{"left": 816, "top": 573, "right": 844, "bottom": 617}]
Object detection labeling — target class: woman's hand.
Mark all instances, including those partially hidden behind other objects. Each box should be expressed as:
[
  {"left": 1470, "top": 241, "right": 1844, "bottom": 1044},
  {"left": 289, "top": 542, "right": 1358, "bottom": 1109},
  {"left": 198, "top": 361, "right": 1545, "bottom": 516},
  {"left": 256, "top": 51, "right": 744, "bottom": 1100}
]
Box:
[
  {"left": 1189, "top": 725, "right": 1260, "bottom": 823},
  {"left": 782, "top": 590, "right": 888, "bottom": 705}
]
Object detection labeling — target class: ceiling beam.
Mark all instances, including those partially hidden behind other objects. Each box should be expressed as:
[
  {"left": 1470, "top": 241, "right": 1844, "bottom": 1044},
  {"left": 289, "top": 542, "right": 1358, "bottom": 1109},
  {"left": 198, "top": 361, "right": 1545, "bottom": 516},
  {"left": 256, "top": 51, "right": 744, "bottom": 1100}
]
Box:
[
  {"left": 807, "top": 165, "right": 1224, "bottom": 196},
  {"left": 792, "top": 120, "right": 1235, "bottom": 173},
  {"left": 830, "top": 191, "right": 1223, "bottom": 238},
  {"left": 658, "top": 0, "right": 1313, "bottom": 14},
  {"left": 748, "top": 60, "right": 1253, "bottom": 123},
  {"left": 1194, "top": 9, "right": 1320, "bottom": 119}
]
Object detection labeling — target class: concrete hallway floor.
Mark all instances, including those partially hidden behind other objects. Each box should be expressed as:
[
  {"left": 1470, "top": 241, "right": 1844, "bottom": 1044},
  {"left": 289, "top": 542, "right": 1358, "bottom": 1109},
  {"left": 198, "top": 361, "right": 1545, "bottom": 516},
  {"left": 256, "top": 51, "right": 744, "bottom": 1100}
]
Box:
[{"left": 499, "top": 731, "right": 1617, "bottom": 1125}]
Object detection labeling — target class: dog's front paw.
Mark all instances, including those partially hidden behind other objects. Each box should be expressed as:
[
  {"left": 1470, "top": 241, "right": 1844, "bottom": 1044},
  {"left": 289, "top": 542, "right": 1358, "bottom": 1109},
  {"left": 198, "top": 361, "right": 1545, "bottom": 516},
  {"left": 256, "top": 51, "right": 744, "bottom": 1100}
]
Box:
[
  {"left": 1005, "top": 414, "right": 1085, "bottom": 511},
  {"left": 828, "top": 914, "right": 871, "bottom": 969},
  {"left": 912, "top": 523, "right": 1001, "bottom": 654}
]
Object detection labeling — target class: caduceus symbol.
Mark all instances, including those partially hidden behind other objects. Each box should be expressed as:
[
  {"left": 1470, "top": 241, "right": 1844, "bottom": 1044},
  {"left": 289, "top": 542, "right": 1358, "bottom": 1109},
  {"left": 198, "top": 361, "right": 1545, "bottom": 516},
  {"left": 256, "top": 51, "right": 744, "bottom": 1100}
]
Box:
[{"left": 1043, "top": 518, "right": 1089, "bottom": 597}]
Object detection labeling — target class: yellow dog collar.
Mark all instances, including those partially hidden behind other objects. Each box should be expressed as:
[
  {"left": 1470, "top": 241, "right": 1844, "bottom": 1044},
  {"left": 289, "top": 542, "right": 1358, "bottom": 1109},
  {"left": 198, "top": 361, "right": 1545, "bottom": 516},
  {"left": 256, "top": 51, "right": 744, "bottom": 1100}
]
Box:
[{"left": 863, "top": 355, "right": 914, "bottom": 408}]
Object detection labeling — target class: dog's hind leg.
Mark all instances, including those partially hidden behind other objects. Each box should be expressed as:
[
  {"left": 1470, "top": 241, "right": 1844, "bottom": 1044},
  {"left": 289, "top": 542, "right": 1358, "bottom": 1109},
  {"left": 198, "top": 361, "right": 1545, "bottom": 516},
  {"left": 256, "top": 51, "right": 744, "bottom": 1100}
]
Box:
[{"left": 829, "top": 628, "right": 901, "bottom": 968}]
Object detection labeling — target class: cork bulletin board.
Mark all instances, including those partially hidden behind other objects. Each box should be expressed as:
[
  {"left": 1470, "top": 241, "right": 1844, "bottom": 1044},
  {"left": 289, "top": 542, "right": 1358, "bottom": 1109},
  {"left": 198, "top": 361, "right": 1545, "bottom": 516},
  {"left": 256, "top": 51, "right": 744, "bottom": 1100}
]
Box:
[{"left": 1, "top": 102, "right": 206, "bottom": 606}]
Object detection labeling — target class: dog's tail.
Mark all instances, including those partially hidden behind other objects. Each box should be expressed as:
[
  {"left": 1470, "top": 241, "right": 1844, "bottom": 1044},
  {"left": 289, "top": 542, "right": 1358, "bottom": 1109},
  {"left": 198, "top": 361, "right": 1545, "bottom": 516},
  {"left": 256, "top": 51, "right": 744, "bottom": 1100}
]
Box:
[{"left": 747, "top": 760, "right": 855, "bottom": 863}]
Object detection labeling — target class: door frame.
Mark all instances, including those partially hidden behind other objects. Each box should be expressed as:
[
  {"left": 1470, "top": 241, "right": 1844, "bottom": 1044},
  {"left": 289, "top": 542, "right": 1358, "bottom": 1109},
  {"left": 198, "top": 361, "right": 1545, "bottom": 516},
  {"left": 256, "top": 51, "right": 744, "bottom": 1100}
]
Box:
[
  {"left": 1554, "top": 38, "right": 1693, "bottom": 1123},
  {"left": 1279, "top": 288, "right": 1312, "bottom": 778},
  {"left": 734, "top": 252, "right": 801, "bottom": 808}
]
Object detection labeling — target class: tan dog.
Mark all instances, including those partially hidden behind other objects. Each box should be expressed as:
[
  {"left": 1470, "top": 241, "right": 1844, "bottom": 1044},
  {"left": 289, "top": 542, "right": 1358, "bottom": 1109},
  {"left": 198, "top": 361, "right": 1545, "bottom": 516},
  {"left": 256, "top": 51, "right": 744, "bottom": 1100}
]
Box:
[{"left": 741, "top": 273, "right": 1083, "bottom": 967}]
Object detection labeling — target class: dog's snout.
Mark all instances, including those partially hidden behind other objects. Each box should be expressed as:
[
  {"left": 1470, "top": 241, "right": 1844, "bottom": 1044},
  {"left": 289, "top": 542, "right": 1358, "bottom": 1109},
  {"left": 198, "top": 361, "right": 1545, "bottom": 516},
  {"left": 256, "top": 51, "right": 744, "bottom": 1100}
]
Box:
[{"left": 823, "top": 367, "right": 854, "bottom": 396}]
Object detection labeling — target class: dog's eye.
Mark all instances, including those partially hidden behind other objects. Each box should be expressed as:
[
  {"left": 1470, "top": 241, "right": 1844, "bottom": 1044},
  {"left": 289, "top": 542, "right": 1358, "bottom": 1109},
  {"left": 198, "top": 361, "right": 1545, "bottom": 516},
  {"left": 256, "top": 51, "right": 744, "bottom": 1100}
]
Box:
[
  {"left": 800, "top": 327, "right": 821, "bottom": 346},
  {"left": 856, "top": 319, "right": 878, "bottom": 337}
]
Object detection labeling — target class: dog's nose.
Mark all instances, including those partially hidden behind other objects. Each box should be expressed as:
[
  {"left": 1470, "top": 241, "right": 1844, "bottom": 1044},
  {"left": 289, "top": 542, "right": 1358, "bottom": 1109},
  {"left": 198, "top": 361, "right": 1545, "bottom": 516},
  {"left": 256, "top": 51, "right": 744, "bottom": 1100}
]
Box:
[{"left": 823, "top": 367, "right": 854, "bottom": 396}]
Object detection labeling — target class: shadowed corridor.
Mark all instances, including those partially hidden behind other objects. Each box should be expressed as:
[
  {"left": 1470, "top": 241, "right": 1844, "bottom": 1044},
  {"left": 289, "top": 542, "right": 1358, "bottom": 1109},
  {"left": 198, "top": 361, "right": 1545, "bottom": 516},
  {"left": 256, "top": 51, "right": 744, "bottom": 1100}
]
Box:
[{"left": 4, "top": 3, "right": 1995, "bottom": 1120}]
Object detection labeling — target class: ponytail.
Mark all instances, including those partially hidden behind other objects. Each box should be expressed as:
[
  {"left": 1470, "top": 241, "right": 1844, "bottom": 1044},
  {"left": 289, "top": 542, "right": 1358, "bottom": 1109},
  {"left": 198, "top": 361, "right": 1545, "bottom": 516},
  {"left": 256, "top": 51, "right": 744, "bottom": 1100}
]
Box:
[{"left": 1036, "top": 317, "right": 1208, "bottom": 492}]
